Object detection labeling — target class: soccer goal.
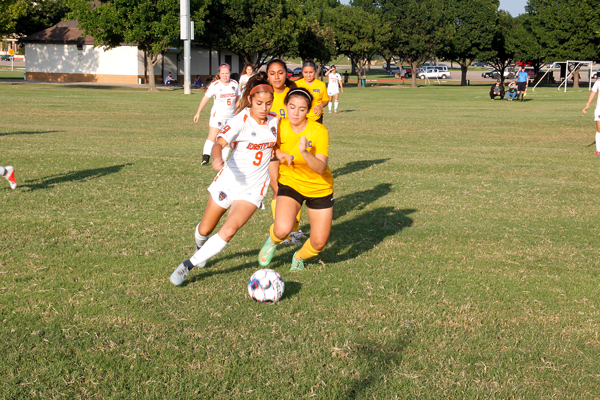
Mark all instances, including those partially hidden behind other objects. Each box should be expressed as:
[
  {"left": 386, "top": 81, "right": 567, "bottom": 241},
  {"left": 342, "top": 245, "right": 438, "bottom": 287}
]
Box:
[{"left": 531, "top": 60, "right": 593, "bottom": 92}]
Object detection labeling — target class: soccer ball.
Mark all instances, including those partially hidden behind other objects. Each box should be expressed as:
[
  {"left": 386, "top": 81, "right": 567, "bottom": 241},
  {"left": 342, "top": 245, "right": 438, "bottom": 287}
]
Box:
[{"left": 248, "top": 269, "right": 285, "bottom": 303}]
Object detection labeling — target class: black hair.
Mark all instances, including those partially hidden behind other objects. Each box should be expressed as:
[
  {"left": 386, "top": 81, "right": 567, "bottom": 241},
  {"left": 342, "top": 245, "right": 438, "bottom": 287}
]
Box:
[
  {"left": 284, "top": 87, "right": 313, "bottom": 109},
  {"left": 236, "top": 72, "right": 273, "bottom": 114},
  {"left": 266, "top": 58, "right": 297, "bottom": 89}
]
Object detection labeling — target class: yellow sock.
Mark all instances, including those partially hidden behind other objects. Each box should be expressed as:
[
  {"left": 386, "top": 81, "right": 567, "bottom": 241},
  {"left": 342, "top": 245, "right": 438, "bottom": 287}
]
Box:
[
  {"left": 271, "top": 199, "right": 277, "bottom": 219},
  {"left": 295, "top": 239, "right": 320, "bottom": 261},
  {"left": 293, "top": 208, "right": 302, "bottom": 232},
  {"left": 269, "top": 224, "right": 286, "bottom": 244}
]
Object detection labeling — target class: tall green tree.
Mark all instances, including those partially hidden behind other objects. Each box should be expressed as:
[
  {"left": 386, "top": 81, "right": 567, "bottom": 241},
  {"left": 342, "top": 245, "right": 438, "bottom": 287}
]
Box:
[
  {"left": 439, "top": 0, "right": 498, "bottom": 86},
  {"left": 327, "top": 5, "right": 390, "bottom": 88},
  {"left": 297, "top": 20, "right": 337, "bottom": 76},
  {"left": 525, "top": 0, "right": 600, "bottom": 88},
  {"left": 14, "top": 0, "right": 70, "bottom": 37},
  {"left": 68, "top": 0, "right": 208, "bottom": 91},
  {"left": 0, "top": 0, "right": 27, "bottom": 37},
  {"left": 198, "top": 0, "right": 302, "bottom": 69},
  {"left": 508, "top": 14, "right": 546, "bottom": 75},
  {"left": 482, "top": 10, "right": 515, "bottom": 85},
  {"left": 380, "top": 0, "right": 447, "bottom": 88}
]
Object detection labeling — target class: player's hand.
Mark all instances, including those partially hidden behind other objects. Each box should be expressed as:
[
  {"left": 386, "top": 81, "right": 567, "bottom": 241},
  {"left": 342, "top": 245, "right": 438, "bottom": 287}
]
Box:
[
  {"left": 212, "top": 157, "right": 224, "bottom": 171},
  {"left": 583, "top": 105, "right": 589, "bottom": 114},
  {"left": 278, "top": 152, "right": 294, "bottom": 166},
  {"left": 313, "top": 106, "right": 323, "bottom": 116},
  {"left": 193, "top": 113, "right": 200, "bottom": 123},
  {"left": 299, "top": 136, "right": 312, "bottom": 154},
  {"left": 341, "top": 89, "right": 344, "bottom": 94}
]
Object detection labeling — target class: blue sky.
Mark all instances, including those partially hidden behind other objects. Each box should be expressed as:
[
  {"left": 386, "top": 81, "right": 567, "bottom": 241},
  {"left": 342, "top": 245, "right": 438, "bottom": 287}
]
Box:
[{"left": 339, "top": 0, "right": 527, "bottom": 16}]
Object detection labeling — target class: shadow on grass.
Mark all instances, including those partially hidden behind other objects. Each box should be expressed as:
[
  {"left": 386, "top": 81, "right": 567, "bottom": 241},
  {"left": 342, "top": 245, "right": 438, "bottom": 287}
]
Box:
[
  {"left": 21, "top": 163, "right": 133, "bottom": 191},
  {"left": 332, "top": 159, "right": 390, "bottom": 179},
  {"left": 344, "top": 333, "right": 412, "bottom": 398},
  {"left": 0, "top": 130, "right": 62, "bottom": 137},
  {"left": 281, "top": 280, "right": 302, "bottom": 300}
]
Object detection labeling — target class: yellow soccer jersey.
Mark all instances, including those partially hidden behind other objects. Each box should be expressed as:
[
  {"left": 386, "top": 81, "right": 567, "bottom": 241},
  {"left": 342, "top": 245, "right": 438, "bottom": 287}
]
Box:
[
  {"left": 277, "top": 119, "right": 334, "bottom": 197},
  {"left": 271, "top": 87, "right": 290, "bottom": 120},
  {"left": 294, "top": 78, "right": 329, "bottom": 122}
]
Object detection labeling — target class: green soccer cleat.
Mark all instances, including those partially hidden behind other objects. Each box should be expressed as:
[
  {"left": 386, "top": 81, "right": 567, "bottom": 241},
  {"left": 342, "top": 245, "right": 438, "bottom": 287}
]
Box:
[
  {"left": 290, "top": 251, "right": 305, "bottom": 272},
  {"left": 258, "top": 236, "right": 277, "bottom": 267}
]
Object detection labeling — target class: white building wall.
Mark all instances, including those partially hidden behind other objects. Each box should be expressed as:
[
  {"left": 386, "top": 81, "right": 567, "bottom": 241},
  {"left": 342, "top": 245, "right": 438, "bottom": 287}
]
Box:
[{"left": 25, "top": 44, "right": 139, "bottom": 75}]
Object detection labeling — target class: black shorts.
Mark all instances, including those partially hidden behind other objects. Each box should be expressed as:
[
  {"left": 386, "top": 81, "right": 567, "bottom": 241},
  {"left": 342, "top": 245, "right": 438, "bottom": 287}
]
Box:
[
  {"left": 277, "top": 183, "right": 333, "bottom": 209},
  {"left": 316, "top": 115, "right": 324, "bottom": 124},
  {"left": 517, "top": 81, "right": 527, "bottom": 91}
]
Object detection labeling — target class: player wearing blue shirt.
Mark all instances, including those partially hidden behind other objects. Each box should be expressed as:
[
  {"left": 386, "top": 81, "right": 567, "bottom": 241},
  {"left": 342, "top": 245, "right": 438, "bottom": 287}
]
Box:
[{"left": 517, "top": 66, "right": 529, "bottom": 102}]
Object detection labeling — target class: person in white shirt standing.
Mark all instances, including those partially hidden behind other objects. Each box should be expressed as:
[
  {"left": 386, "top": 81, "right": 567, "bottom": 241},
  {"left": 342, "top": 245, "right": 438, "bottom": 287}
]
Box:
[
  {"left": 325, "top": 65, "right": 344, "bottom": 114},
  {"left": 582, "top": 79, "right": 600, "bottom": 156},
  {"left": 239, "top": 64, "right": 255, "bottom": 94},
  {"left": 170, "top": 76, "right": 292, "bottom": 286},
  {"left": 193, "top": 64, "right": 240, "bottom": 165}
]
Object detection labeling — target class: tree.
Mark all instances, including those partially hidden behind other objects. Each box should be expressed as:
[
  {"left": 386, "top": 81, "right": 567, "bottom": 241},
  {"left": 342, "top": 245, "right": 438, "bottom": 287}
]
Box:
[
  {"left": 482, "top": 10, "right": 515, "bottom": 85},
  {"left": 0, "top": 0, "right": 27, "bottom": 37},
  {"left": 297, "top": 20, "right": 337, "bottom": 77},
  {"left": 197, "top": 0, "right": 302, "bottom": 70},
  {"left": 508, "top": 14, "right": 547, "bottom": 76},
  {"left": 68, "top": 0, "right": 207, "bottom": 91},
  {"left": 14, "top": 0, "right": 70, "bottom": 37},
  {"left": 327, "top": 5, "right": 390, "bottom": 88},
  {"left": 525, "top": 0, "right": 600, "bottom": 88},
  {"left": 439, "top": 0, "right": 498, "bottom": 86},
  {"left": 381, "top": 0, "right": 447, "bottom": 88}
]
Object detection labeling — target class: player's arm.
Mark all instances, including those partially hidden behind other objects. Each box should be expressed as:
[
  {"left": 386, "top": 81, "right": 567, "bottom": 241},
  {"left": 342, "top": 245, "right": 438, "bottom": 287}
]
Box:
[
  {"left": 274, "top": 147, "right": 293, "bottom": 165},
  {"left": 299, "top": 136, "right": 328, "bottom": 175},
  {"left": 338, "top": 77, "right": 344, "bottom": 93},
  {"left": 583, "top": 91, "right": 597, "bottom": 114},
  {"left": 194, "top": 95, "right": 211, "bottom": 123},
  {"left": 211, "top": 137, "right": 229, "bottom": 170}
]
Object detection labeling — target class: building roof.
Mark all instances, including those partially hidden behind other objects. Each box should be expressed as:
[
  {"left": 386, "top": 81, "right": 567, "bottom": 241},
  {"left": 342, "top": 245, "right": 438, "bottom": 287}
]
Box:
[{"left": 20, "top": 21, "right": 95, "bottom": 45}]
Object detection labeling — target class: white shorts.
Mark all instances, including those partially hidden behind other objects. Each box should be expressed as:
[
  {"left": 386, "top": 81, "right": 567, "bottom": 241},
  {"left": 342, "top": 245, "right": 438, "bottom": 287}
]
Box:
[
  {"left": 209, "top": 115, "right": 232, "bottom": 130},
  {"left": 207, "top": 180, "right": 268, "bottom": 210},
  {"left": 327, "top": 88, "right": 339, "bottom": 97},
  {"left": 595, "top": 109, "right": 600, "bottom": 122}
]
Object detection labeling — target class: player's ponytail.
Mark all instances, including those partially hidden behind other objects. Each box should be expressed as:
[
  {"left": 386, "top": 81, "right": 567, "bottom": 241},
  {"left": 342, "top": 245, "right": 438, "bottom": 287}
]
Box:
[{"left": 236, "top": 72, "right": 274, "bottom": 114}]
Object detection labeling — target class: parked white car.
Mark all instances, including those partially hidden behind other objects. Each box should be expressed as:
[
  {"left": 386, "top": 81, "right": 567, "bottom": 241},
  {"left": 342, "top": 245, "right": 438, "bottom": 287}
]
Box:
[{"left": 417, "top": 66, "right": 451, "bottom": 79}]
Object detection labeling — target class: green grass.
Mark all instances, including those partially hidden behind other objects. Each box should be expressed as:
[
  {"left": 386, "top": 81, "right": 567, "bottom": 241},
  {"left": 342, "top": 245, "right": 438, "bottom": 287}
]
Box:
[
  {"left": 0, "top": 68, "right": 26, "bottom": 79},
  {"left": 1, "top": 82, "right": 600, "bottom": 398}
]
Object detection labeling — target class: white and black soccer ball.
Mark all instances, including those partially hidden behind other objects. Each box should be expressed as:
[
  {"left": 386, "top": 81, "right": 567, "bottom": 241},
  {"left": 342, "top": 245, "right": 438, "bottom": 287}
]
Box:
[{"left": 248, "top": 269, "right": 285, "bottom": 303}]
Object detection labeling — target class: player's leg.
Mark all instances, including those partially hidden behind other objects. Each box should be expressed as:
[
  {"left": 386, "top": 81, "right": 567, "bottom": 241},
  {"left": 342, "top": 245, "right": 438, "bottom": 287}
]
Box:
[
  {"left": 595, "top": 120, "right": 600, "bottom": 156},
  {"left": 291, "top": 203, "right": 332, "bottom": 271},
  {"left": 259, "top": 194, "right": 301, "bottom": 266},
  {"left": 269, "top": 160, "right": 280, "bottom": 214},
  {"left": 334, "top": 93, "right": 339, "bottom": 113},
  {"left": 1, "top": 166, "right": 16, "bottom": 189},
  {"left": 202, "top": 126, "right": 221, "bottom": 165},
  {"left": 328, "top": 92, "right": 333, "bottom": 113}
]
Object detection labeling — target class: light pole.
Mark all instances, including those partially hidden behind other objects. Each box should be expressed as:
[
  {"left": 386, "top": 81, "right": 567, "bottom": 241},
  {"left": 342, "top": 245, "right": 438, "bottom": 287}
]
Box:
[{"left": 180, "top": 0, "right": 191, "bottom": 94}]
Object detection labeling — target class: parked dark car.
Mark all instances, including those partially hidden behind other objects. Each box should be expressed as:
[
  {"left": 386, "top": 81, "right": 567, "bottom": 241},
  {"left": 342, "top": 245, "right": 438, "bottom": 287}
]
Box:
[
  {"left": 0, "top": 55, "right": 13, "bottom": 61},
  {"left": 292, "top": 67, "right": 302, "bottom": 76},
  {"left": 472, "top": 61, "right": 487, "bottom": 67}
]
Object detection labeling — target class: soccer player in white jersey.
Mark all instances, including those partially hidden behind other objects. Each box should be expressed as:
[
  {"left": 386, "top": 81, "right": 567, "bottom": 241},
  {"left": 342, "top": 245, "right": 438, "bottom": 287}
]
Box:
[
  {"left": 325, "top": 65, "right": 344, "bottom": 114},
  {"left": 0, "top": 165, "right": 17, "bottom": 189},
  {"left": 170, "top": 77, "right": 293, "bottom": 286},
  {"left": 193, "top": 64, "right": 240, "bottom": 165},
  {"left": 582, "top": 79, "right": 600, "bottom": 156},
  {"left": 239, "top": 64, "right": 255, "bottom": 94}
]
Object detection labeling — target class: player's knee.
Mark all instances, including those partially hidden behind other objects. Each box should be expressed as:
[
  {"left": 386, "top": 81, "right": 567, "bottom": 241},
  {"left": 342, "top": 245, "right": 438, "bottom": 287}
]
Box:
[
  {"left": 310, "top": 237, "right": 328, "bottom": 251},
  {"left": 273, "top": 223, "right": 292, "bottom": 240}
]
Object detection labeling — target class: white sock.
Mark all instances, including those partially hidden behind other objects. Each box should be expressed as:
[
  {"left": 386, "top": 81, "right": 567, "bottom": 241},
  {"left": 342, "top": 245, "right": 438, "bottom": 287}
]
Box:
[
  {"left": 189, "top": 233, "right": 228, "bottom": 267},
  {"left": 203, "top": 140, "right": 214, "bottom": 156},
  {"left": 328, "top": 102, "right": 332, "bottom": 111},
  {"left": 334, "top": 101, "right": 339, "bottom": 112},
  {"left": 195, "top": 223, "right": 208, "bottom": 249},
  {"left": 222, "top": 147, "right": 231, "bottom": 160},
  {"left": 0, "top": 166, "right": 5, "bottom": 176},
  {"left": 596, "top": 132, "right": 600, "bottom": 151}
]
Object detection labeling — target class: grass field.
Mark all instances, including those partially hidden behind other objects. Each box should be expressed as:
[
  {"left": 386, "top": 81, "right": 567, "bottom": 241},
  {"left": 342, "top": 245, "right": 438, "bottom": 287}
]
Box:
[{"left": 1, "top": 81, "right": 599, "bottom": 399}]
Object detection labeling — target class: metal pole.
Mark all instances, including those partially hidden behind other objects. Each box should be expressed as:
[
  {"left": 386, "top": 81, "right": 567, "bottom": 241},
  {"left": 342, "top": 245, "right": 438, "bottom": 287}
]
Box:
[{"left": 180, "top": 0, "right": 191, "bottom": 94}]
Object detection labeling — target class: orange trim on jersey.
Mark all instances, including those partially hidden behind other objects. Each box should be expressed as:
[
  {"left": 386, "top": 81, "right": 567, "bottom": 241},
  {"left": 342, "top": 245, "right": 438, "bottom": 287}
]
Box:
[
  {"left": 213, "top": 165, "right": 227, "bottom": 182},
  {"left": 232, "top": 141, "right": 238, "bottom": 149},
  {"left": 268, "top": 112, "right": 278, "bottom": 118},
  {"left": 243, "top": 114, "right": 248, "bottom": 123},
  {"left": 260, "top": 181, "right": 268, "bottom": 196}
]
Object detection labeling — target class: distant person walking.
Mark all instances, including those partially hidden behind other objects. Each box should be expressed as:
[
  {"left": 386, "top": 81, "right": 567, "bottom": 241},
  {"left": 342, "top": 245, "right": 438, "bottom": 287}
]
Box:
[
  {"left": 581, "top": 78, "right": 600, "bottom": 156},
  {"left": 516, "top": 66, "right": 528, "bottom": 102},
  {"left": 400, "top": 66, "right": 407, "bottom": 84}
]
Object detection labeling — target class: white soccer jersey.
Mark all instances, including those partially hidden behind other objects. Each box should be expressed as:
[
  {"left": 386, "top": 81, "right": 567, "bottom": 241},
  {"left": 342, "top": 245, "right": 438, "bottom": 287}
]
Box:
[
  {"left": 592, "top": 81, "right": 600, "bottom": 110},
  {"left": 327, "top": 73, "right": 342, "bottom": 91},
  {"left": 239, "top": 74, "right": 254, "bottom": 94},
  {"left": 213, "top": 108, "right": 279, "bottom": 193},
  {"left": 205, "top": 80, "right": 239, "bottom": 118}
]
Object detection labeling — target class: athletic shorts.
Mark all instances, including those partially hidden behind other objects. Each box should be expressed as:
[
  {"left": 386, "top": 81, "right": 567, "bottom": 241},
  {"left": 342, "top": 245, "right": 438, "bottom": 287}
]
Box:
[
  {"left": 208, "top": 180, "right": 267, "bottom": 210},
  {"left": 209, "top": 115, "right": 232, "bottom": 130},
  {"left": 594, "top": 109, "right": 600, "bottom": 122},
  {"left": 517, "top": 82, "right": 527, "bottom": 91},
  {"left": 316, "top": 115, "right": 324, "bottom": 124},
  {"left": 327, "top": 88, "right": 339, "bottom": 96},
  {"left": 277, "top": 183, "right": 334, "bottom": 210}
]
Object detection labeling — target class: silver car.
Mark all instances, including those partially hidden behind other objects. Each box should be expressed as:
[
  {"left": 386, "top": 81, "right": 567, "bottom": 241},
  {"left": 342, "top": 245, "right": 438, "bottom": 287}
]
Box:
[{"left": 417, "top": 66, "right": 451, "bottom": 79}]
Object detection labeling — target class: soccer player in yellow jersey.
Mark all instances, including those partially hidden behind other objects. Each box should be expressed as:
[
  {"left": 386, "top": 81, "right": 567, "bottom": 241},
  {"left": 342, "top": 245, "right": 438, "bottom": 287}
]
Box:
[
  {"left": 258, "top": 87, "right": 334, "bottom": 271},
  {"left": 295, "top": 60, "right": 329, "bottom": 124}
]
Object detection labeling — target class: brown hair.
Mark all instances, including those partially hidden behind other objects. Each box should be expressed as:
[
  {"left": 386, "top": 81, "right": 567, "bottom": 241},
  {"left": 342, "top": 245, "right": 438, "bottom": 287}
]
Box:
[
  {"left": 284, "top": 87, "right": 313, "bottom": 109},
  {"left": 236, "top": 72, "right": 274, "bottom": 114},
  {"left": 242, "top": 63, "right": 255, "bottom": 76}
]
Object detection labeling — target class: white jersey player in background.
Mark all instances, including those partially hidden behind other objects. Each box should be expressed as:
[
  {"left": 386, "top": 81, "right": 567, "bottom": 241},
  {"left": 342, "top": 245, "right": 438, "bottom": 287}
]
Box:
[
  {"left": 194, "top": 64, "right": 240, "bottom": 165},
  {"left": 582, "top": 79, "right": 600, "bottom": 156},
  {"left": 239, "top": 64, "right": 255, "bottom": 94},
  {"left": 170, "top": 77, "right": 293, "bottom": 286},
  {"left": 325, "top": 65, "right": 344, "bottom": 114}
]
